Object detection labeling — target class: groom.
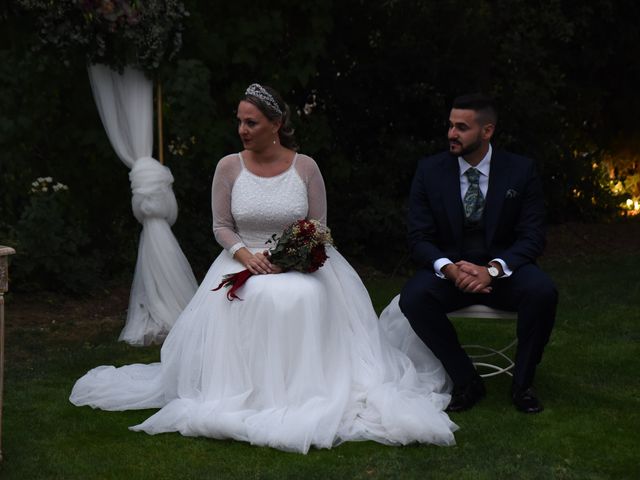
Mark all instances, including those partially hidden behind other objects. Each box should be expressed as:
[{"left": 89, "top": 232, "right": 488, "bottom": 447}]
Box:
[{"left": 399, "top": 94, "right": 557, "bottom": 414}]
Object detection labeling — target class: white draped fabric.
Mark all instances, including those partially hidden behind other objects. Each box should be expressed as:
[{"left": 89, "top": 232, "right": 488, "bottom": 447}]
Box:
[{"left": 88, "top": 64, "right": 198, "bottom": 345}]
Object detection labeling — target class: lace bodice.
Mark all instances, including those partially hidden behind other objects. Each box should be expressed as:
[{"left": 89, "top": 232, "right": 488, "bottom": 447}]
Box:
[{"left": 212, "top": 153, "right": 327, "bottom": 253}]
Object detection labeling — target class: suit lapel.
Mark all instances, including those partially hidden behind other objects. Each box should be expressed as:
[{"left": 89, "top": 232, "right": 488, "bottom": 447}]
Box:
[
  {"left": 485, "top": 150, "right": 511, "bottom": 245},
  {"left": 441, "top": 154, "right": 464, "bottom": 245}
]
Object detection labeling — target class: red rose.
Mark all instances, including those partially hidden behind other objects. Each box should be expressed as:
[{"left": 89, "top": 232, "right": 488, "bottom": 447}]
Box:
[{"left": 309, "top": 244, "right": 328, "bottom": 271}]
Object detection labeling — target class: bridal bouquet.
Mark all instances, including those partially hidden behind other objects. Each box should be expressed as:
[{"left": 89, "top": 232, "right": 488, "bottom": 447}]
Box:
[{"left": 213, "top": 219, "right": 333, "bottom": 301}]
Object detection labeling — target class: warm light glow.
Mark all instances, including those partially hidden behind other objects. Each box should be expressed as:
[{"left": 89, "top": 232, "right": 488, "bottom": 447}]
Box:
[
  {"left": 600, "top": 154, "right": 639, "bottom": 216},
  {"left": 622, "top": 198, "right": 640, "bottom": 216},
  {"left": 612, "top": 181, "right": 624, "bottom": 194},
  {"left": 582, "top": 152, "right": 640, "bottom": 216}
]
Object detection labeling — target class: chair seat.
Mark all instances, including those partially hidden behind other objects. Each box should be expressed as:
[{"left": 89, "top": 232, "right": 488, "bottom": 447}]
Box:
[
  {"left": 447, "top": 305, "right": 517, "bottom": 378},
  {"left": 448, "top": 304, "right": 517, "bottom": 319}
]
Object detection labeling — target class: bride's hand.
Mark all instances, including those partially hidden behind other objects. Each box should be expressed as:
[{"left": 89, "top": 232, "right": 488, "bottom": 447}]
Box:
[
  {"left": 256, "top": 252, "right": 282, "bottom": 274},
  {"left": 234, "top": 248, "right": 282, "bottom": 274},
  {"left": 244, "top": 252, "right": 271, "bottom": 274}
]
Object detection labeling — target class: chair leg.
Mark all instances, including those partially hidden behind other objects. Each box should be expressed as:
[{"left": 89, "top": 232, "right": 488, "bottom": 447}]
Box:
[{"left": 462, "top": 339, "right": 517, "bottom": 378}]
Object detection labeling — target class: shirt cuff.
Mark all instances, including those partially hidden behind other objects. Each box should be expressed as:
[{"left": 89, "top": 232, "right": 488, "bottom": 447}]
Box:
[
  {"left": 433, "top": 258, "right": 453, "bottom": 279},
  {"left": 229, "top": 242, "right": 245, "bottom": 256},
  {"left": 490, "top": 258, "right": 512, "bottom": 277}
]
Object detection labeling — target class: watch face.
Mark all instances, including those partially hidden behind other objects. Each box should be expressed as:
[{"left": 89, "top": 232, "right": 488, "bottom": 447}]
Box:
[{"left": 488, "top": 266, "right": 499, "bottom": 277}]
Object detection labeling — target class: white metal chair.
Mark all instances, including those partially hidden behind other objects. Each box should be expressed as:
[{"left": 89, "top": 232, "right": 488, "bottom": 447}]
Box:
[{"left": 447, "top": 305, "right": 517, "bottom": 378}]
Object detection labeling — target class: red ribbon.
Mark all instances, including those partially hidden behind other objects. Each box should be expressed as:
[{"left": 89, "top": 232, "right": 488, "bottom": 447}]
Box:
[{"left": 211, "top": 269, "right": 254, "bottom": 301}]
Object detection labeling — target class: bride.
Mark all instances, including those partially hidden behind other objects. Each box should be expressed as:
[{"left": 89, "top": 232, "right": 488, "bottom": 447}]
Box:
[{"left": 70, "top": 83, "right": 457, "bottom": 454}]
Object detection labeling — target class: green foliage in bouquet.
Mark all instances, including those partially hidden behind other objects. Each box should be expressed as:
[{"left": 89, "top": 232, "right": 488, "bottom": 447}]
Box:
[{"left": 17, "top": 0, "right": 189, "bottom": 72}]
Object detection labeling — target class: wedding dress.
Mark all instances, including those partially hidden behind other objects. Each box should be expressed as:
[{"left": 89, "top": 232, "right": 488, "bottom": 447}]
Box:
[{"left": 70, "top": 153, "right": 457, "bottom": 453}]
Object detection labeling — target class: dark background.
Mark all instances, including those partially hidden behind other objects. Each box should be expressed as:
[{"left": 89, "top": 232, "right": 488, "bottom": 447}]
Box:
[{"left": 1, "top": 0, "right": 639, "bottom": 291}]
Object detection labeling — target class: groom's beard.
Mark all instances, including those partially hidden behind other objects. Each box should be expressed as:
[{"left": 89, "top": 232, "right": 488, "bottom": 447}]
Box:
[{"left": 451, "top": 135, "right": 482, "bottom": 157}]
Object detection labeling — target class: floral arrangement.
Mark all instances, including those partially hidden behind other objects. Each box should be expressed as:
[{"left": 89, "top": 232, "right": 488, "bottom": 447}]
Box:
[
  {"left": 265, "top": 219, "right": 332, "bottom": 273},
  {"left": 213, "top": 219, "right": 333, "bottom": 301},
  {"left": 30, "top": 176, "right": 70, "bottom": 194},
  {"left": 17, "top": 0, "right": 189, "bottom": 72},
  {"left": 12, "top": 176, "right": 102, "bottom": 293}
]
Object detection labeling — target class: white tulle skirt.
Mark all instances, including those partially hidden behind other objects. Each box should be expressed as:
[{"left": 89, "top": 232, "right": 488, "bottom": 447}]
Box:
[{"left": 70, "top": 247, "right": 457, "bottom": 453}]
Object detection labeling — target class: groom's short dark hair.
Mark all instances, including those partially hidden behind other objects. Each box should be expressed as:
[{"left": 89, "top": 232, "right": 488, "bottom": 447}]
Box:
[{"left": 452, "top": 93, "right": 497, "bottom": 126}]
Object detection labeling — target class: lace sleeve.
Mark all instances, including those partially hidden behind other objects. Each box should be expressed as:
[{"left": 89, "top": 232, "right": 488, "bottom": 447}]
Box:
[
  {"left": 211, "top": 154, "right": 244, "bottom": 254},
  {"left": 295, "top": 154, "right": 327, "bottom": 225}
]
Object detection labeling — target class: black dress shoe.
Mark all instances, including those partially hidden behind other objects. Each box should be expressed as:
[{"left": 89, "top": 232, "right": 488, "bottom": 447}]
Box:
[
  {"left": 511, "top": 384, "right": 544, "bottom": 413},
  {"left": 446, "top": 375, "right": 486, "bottom": 412}
]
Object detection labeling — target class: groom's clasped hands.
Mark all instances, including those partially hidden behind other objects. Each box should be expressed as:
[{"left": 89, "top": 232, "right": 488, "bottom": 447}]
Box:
[{"left": 443, "top": 260, "right": 494, "bottom": 294}]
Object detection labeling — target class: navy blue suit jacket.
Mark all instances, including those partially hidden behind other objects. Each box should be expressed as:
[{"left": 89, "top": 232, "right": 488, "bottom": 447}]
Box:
[{"left": 407, "top": 150, "right": 546, "bottom": 273}]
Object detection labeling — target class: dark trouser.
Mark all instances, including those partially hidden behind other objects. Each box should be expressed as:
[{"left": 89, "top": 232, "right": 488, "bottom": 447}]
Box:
[{"left": 399, "top": 264, "right": 557, "bottom": 388}]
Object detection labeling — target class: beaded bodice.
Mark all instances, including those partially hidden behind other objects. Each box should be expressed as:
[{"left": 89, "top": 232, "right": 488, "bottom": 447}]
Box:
[{"left": 231, "top": 155, "right": 308, "bottom": 249}]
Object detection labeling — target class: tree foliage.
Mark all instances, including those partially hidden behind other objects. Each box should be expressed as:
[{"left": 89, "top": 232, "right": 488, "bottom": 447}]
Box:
[
  {"left": 16, "top": 0, "right": 189, "bottom": 72},
  {"left": 1, "top": 0, "right": 639, "bottom": 290}
]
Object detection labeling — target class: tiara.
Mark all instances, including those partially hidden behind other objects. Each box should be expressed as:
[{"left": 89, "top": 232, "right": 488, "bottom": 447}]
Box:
[{"left": 245, "top": 83, "right": 283, "bottom": 116}]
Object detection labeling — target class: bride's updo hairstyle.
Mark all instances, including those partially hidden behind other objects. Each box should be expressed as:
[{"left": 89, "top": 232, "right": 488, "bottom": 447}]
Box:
[{"left": 243, "top": 83, "right": 298, "bottom": 151}]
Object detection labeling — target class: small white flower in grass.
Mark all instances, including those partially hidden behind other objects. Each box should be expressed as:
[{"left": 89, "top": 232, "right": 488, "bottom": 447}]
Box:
[{"left": 45, "top": 177, "right": 53, "bottom": 183}]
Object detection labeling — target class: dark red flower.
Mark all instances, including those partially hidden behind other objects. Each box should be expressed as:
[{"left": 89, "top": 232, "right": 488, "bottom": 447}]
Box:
[{"left": 309, "top": 244, "right": 328, "bottom": 271}]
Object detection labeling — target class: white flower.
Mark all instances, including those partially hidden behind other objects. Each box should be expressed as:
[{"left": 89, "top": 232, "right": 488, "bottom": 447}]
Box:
[
  {"left": 52, "top": 182, "right": 69, "bottom": 193},
  {"left": 32, "top": 181, "right": 39, "bottom": 187},
  {"left": 44, "top": 177, "right": 53, "bottom": 183}
]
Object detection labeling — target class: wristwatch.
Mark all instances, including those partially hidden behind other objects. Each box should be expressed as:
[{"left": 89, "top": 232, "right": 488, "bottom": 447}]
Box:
[{"left": 487, "top": 264, "right": 500, "bottom": 279}]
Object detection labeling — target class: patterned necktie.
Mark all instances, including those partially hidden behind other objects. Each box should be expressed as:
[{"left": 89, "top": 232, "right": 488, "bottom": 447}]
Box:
[{"left": 463, "top": 167, "right": 484, "bottom": 223}]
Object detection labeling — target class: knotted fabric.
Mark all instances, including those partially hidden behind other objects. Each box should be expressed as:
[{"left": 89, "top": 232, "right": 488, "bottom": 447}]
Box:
[
  {"left": 130, "top": 157, "right": 178, "bottom": 225},
  {"left": 89, "top": 64, "right": 197, "bottom": 345},
  {"left": 463, "top": 167, "right": 485, "bottom": 223}
]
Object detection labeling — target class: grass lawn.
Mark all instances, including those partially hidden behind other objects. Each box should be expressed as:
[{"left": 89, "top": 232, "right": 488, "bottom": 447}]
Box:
[{"left": 0, "top": 248, "right": 638, "bottom": 479}]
